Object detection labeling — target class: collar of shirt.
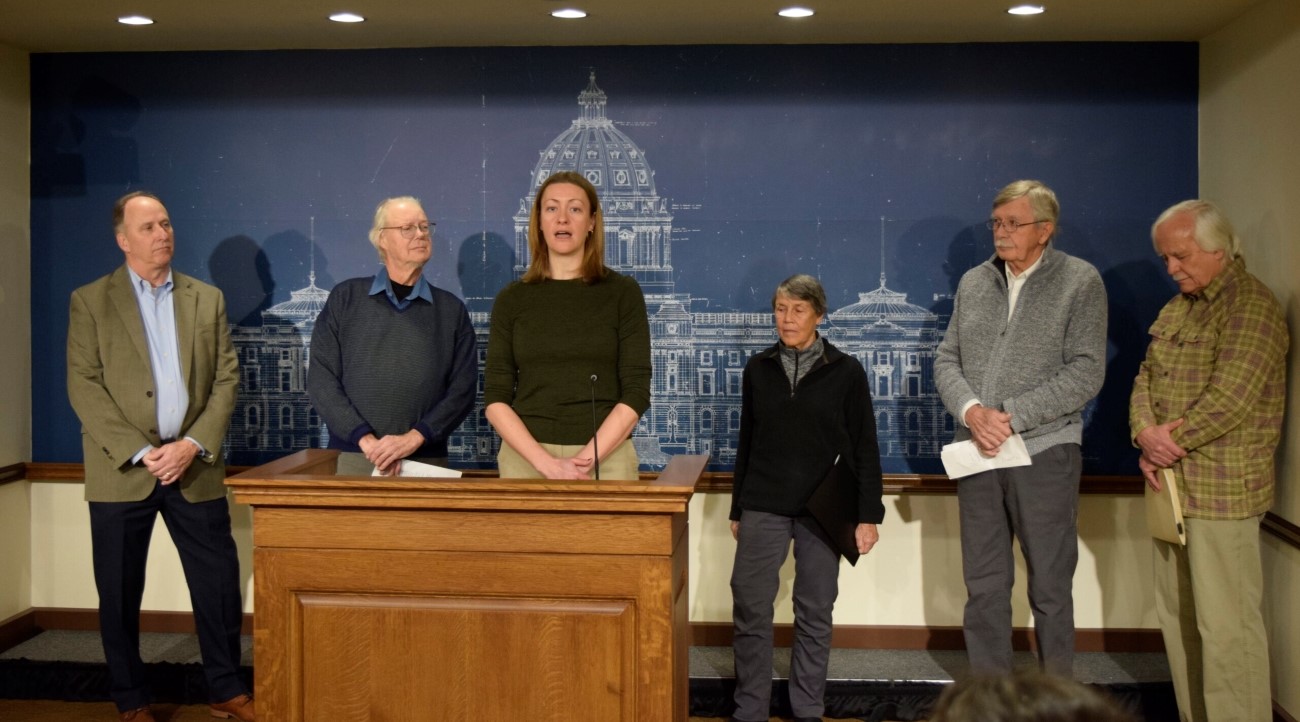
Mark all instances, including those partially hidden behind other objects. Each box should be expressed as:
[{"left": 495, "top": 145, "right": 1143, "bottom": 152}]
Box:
[
  {"left": 1004, "top": 252, "right": 1044, "bottom": 321},
  {"left": 369, "top": 266, "right": 433, "bottom": 310},
  {"left": 1189, "top": 255, "right": 1245, "bottom": 303},
  {"left": 126, "top": 265, "right": 174, "bottom": 298},
  {"left": 1004, "top": 251, "right": 1045, "bottom": 284}
]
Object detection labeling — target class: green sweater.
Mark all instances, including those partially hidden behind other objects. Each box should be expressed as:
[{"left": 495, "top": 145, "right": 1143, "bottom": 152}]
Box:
[{"left": 485, "top": 270, "right": 652, "bottom": 445}]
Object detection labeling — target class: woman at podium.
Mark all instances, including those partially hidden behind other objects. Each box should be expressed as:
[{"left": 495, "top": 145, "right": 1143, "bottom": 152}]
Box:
[{"left": 484, "top": 171, "right": 651, "bottom": 480}]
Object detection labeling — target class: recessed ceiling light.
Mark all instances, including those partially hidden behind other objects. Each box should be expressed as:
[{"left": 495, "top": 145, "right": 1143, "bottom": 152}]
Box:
[
  {"left": 117, "top": 15, "right": 154, "bottom": 26},
  {"left": 1007, "top": 5, "right": 1045, "bottom": 15},
  {"left": 778, "top": 7, "right": 815, "bottom": 18},
  {"left": 551, "top": 8, "right": 588, "bottom": 19},
  {"left": 329, "top": 12, "right": 366, "bottom": 23}
]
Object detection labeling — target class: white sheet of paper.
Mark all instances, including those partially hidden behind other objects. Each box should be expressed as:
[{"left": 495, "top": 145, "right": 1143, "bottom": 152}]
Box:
[
  {"left": 940, "top": 433, "right": 1032, "bottom": 480},
  {"left": 372, "top": 459, "right": 463, "bottom": 478}
]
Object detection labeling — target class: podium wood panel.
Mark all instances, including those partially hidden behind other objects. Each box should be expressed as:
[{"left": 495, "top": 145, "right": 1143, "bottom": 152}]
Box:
[{"left": 228, "top": 451, "right": 704, "bottom": 722}]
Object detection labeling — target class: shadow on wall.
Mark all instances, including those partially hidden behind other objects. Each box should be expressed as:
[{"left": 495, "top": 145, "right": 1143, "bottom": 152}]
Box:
[
  {"left": 926, "top": 222, "right": 984, "bottom": 326},
  {"left": 210, "top": 235, "right": 275, "bottom": 327},
  {"left": 1099, "top": 258, "right": 1176, "bottom": 472},
  {"left": 264, "top": 228, "right": 333, "bottom": 305},
  {"left": 457, "top": 231, "right": 516, "bottom": 303},
  {"left": 31, "top": 76, "right": 141, "bottom": 198}
]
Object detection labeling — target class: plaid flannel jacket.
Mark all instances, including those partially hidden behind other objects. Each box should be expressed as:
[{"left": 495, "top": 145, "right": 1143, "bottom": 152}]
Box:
[{"left": 1130, "top": 257, "right": 1288, "bottom": 519}]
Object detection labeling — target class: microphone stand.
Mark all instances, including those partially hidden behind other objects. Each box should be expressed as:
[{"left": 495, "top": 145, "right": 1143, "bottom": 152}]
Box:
[{"left": 589, "top": 374, "right": 600, "bottom": 480}]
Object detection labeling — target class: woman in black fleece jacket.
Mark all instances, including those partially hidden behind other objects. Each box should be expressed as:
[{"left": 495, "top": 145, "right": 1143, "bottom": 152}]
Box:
[{"left": 727, "top": 274, "right": 884, "bottom": 722}]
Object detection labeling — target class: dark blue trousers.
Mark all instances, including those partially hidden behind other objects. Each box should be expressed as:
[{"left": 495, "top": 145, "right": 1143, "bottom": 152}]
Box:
[{"left": 89, "top": 481, "right": 247, "bottom": 712}]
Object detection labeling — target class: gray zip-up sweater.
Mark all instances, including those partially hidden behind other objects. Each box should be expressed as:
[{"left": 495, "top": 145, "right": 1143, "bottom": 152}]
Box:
[{"left": 934, "top": 246, "right": 1107, "bottom": 456}]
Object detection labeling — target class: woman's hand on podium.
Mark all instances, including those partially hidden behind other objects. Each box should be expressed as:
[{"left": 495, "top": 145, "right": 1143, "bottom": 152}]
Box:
[{"left": 535, "top": 454, "right": 593, "bottom": 480}]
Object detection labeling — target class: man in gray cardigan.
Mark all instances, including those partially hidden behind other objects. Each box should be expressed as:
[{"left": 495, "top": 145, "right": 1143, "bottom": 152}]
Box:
[{"left": 934, "top": 180, "right": 1107, "bottom": 677}]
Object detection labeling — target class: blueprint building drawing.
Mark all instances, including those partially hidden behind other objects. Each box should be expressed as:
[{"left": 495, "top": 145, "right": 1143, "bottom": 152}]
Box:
[{"left": 224, "top": 74, "right": 954, "bottom": 472}]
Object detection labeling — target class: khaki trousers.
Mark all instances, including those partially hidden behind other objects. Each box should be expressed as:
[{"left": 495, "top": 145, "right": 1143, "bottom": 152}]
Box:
[
  {"left": 496, "top": 438, "right": 639, "bottom": 480},
  {"left": 1154, "top": 514, "right": 1271, "bottom": 722}
]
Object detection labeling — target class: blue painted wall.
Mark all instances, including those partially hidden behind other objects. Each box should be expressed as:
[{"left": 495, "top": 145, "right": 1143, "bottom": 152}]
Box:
[{"left": 30, "top": 43, "right": 1196, "bottom": 474}]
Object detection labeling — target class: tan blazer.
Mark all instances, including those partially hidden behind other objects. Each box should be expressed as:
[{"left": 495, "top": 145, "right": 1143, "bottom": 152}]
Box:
[{"left": 67, "top": 265, "right": 240, "bottom": 503}]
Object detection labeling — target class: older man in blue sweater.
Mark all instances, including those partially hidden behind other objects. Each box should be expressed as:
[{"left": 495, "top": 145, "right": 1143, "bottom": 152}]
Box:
[
  {"left": 935, "top": 180, "right": 1107, "bottom": 677},
  {"left": 308, "top": 196, "right": 477, "bottom": 475}
]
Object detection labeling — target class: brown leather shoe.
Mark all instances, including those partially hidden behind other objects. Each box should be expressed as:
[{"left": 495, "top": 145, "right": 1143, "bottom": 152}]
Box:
[
  {"left": 209, "top": 693, "right": 255, "bottom": 720},
  {"left": 119, "top": 707, "right": 156, "bottom": 722}
]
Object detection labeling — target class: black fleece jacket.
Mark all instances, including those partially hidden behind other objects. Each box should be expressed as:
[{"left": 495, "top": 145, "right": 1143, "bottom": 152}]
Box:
[{"left": 729, "top": 338, "right": 885, "bottom": 524}]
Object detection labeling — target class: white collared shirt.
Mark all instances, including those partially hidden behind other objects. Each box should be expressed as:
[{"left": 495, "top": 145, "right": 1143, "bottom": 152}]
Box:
[
  {"left": 126, "top": 267, "right": 198, "bottom": 463},
  {"left": 1005, "top": 252, "right": 1044, "bottom": 322}
]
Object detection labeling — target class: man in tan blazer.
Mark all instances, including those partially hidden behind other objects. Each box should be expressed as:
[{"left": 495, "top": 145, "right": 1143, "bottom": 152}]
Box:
[{"left": 66, "top": 191, "right": 253, "bottom": 722}]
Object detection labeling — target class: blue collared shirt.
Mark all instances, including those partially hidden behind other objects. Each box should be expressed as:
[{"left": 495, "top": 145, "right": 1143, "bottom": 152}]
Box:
[
  {"left": 126, "top": 266, "right": 191, "bottom": 463},
  {"left": 369, "top": 266, "right": 434, "bottom": 310}
]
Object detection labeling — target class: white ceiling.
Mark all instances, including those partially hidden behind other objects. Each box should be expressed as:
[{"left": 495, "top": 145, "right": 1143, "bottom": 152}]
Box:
[{"left": 0, "top": 0, "right": 1263, "bottom": 53}]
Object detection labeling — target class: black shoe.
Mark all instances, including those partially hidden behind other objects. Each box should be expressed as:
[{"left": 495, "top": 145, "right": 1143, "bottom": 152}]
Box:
[{"left": 794, "top": 717, "right": 824, "bottom": 722}]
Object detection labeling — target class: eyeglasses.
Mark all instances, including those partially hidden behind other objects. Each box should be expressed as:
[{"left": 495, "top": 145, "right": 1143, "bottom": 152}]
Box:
[
  {"left": 986, "top": 218, "right": 1047, "bottom": 233},
  {"left": 380, "top": 222, "right": 435, "bottom": 239}
]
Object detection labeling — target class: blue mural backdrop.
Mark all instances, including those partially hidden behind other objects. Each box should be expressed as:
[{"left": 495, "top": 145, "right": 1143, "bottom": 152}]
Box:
[{"left": 30, "top": 43, "right": 1196, "bottom": 474}]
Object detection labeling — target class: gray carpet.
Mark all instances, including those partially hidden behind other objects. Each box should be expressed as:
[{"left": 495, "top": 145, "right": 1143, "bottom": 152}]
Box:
[
  {"left": 2, "top": 632, "right": 1177, "bottom": 720},
  {"left": 0, "top": 630, "right": 253, "bottom": 666},
  {"left": 3, "top": 632, "right": 1168, "bottom": 686},
  {"left": 690, "top": 645, "right": 1172, "bottom": 684}
]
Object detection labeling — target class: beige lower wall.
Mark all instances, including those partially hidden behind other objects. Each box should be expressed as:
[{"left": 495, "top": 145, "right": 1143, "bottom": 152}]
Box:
[
  {"left": 28, "top": 479, "right": 1155, "bottom": 631},
  {"left": 690, "top": 492, "right": 1156, "bottom": 628},
  {"left": 0, "top": 41, "right": 31, "bottom": 625},
  {"left": 0, "top": 44, "right": 30, "bottom": 469},
  {"left": 1200, "top": 0, "right": 1300, "bottom": 713},
  {"left": 28, "top": 482, "right": 255, "bottom": 613},
  {"left": 0, "top": 482, "right": 32, "bottom": 621},
  {"left": 1261, "top": 537, "right": 1299, "bottom": 714}
]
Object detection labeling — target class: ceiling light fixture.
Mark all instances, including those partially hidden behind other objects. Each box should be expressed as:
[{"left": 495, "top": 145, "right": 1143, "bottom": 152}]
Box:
[
  {"left": 117, "top": 15, "right": 154, "bottom": 26},
  {"left": 778, "top": 7, "right": 815, "bottom": 18},
  {"left": 1007, "top": 5, "right": 1045, "bottom": 15},
  {"left": 551, "top": 8, "right": 588, "bottom": 19},
  {"left": 328, "top": 12, "right": 366, "bottom": 23}
]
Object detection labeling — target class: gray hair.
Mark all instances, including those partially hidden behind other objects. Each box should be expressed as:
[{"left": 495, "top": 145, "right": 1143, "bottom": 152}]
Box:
[
  {"left": 993, "top": 180, "right": 1060, "bottom": 238},
  {"left": 772, "top": 274, "right": 827, "bottom": 317},
  {"left": 1151, "top": 199, "right": 1241, "bottom": 260},
  {"left": 369, "top": 196, "right": 423, "bottom": 262}
]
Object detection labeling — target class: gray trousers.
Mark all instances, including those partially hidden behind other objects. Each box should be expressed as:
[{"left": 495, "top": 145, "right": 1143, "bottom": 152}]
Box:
[
  {"left": 730, "top": 510, "right": 841, "bottom": 721},
  {"left": 958, "top": 442, "right": 1080, "bottom": 676}
]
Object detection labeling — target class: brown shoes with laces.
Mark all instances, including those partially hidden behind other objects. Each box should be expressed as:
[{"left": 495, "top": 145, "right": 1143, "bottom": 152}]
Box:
[
  {"left": 209, "top": 693, "right": 256, "bottom": 720},
  {"left": 118, "top": 707, "right": 156, "bottom": 721}
]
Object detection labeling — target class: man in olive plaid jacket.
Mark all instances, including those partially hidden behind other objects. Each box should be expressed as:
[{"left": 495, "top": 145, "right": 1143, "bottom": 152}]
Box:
[{"left": 1130, "top": 199, "right": 1287, "bottom": 722}]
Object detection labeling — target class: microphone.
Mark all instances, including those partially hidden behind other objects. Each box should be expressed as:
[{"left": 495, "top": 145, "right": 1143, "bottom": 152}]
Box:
[{"left": 589, "top": 374, "right": 600, "bottom": 480}]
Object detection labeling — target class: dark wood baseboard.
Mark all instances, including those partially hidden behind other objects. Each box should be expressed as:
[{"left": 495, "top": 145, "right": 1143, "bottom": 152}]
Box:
[
  {"left": 0, "top": 610, "right": 40, "bottom": 652},
  {"left": 690, "top": 621, "right": 1165, "bottom": 653}
]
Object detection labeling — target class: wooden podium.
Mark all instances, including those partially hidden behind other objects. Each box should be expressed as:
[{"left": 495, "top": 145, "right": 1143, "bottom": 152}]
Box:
[{"left": 227, "top": 450, "right": 705, "bottom": 722}]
